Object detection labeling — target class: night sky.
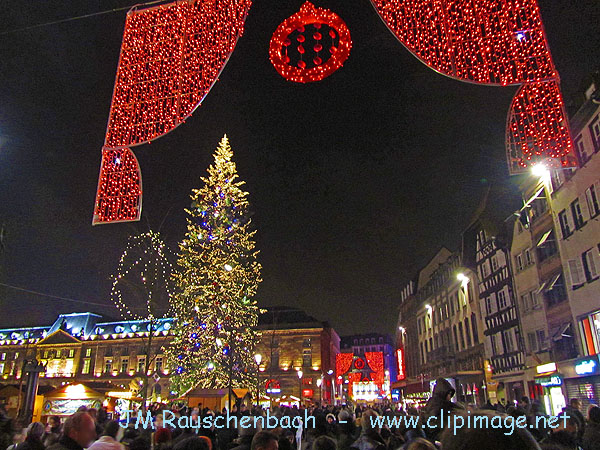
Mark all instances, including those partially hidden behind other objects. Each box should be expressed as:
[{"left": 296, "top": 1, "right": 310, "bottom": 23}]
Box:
[{"left": 0, "top": 1, "right": 598, "bottom": 336}]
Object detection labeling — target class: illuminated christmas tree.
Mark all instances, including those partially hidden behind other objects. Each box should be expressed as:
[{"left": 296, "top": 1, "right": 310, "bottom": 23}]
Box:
[{"left": 167, "top": 135, "right": 263, "bottom": 397}]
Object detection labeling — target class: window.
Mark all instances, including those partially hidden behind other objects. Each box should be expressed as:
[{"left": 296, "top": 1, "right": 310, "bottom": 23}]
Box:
[
  {"left": 490, "top": 335, "right": 498, "bottom": 356},
  {"left": 353, "top": 339, "right": 357, "bottom": 345},
  {"left": 521, "top": 293, "right": 530, "bottom": 312},
  {"left": 302, "top": 349, "right": 312, "bottom": 367},
  {"left": 536, "top": 330, "right": 547, "bottom": 350},
  {"left": 464, "top": 318, "right": 472, "bottom": 347},
  {"left": 68, "top": 349, "right": 75, "bottom": 358},
  {"left": 591, "top": 115, "right": 600, "bottom": 151},
  {"left": 56, "top": 350, "right": 61, "bottom": 358},
  {"left": 121, "top": 357, "right": 129, "bottom": 373},
  {"left": 568, "top": 258, "right": 585, "bottom": 287},
  {"left": 453, "top": 325, "right": 459, "bottom": 351},
  {"left": 0, "top": 353, "right": 5, "bottom": 361},
  {"left": 303, "top": 338, "right": 312, "bottom": 348},
  {"left": 586, "top": 184, "right": 600, "bottom": 217},
  {"left": 583, "top": 249, "right": 600, "bottom": 281},
  {"left": 503, "top": 330, "right": 514, "bottom": 353},
  {"left": 471, "top": 314, "right": 479, "bottom": 344},
  {"left": 0, "top": 363, "right": 4, "bottom": 374},
  {"left": 371, "top": 338, "right": 376, "bottom": 344},
  {"left": 515, "top": 254, "right": 523, "bottom": 271},
  {"left": 14, "top": 352, "right": 19, "bottom": 360},
  {"left": 85, "top": 348, "right": 92, "bottom": 357},
  {"left": 537, "top": 231, "right": 558, "bottom": 262},
  {"left": 528, "top": 333, "right": 537, "bottom": 352},
  {"left": 545, "top": 274, "right": 567, "bottom": 306},
  {"left": 43, "top": 350, "right": 49, "bottom": 359},
  {"left": 82, "top": 359, "right": 91, "bottom": 374},
  {"left": 498, "top": 290, "right": 507, "bottom": 310},
  {"left": 571, "top": 199, "right": 585, "bottom": 229},
  {"left": 458, "top": 322, "right": 465, "bottom": 350},
  {"left": 137, "top": 357, "right": 146, "bottom": 373},
  {"left": 575, "top": 136, "right": 590, "bottom": 164},
  {"left": 491, "top": 256, "right": 498, "bottom": 272},
  {"left": 525, "top": 249, "right": 533, "bottom": 266},
  {"left": 379, "top": 337, "right": 383, "bottom": 343},
  {"left": 485, "top": 297, "right": 493, "bottom": 315},
  {"left": 481, "top": 261, "right": 489, "bottom": 279},
  {"left": 558, "top": 210, "right": 572, "bottom": 238},
  {"left": 530, "top": 291, "right": 540, "bottom": 309},
  {"left": 271, "top": 348, "right": 280, "bottom": 367},
  {"left": 155, "top": 356, "right": 163, "bottom": 372},
  {"left": 104, "top": 359, "right": 112, "bottom": 373}
]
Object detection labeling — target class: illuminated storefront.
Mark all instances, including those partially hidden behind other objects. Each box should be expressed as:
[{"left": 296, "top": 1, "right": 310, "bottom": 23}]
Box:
[
  {"left": 535, "top": 363, "right": 566, "bottom": 415},
  {"left": 559, "top": 355, "right": 600, "bottom": 410},
  {"left": 579, "top": 311, "right": 600, "bottom": 356}
]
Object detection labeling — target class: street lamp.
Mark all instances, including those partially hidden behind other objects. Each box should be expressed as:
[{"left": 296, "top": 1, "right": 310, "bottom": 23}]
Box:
[
  {"left": 254, "top": 354, "right": 262, "bottom": 408},
  {"left": 297, "top": 370, "right": 303, "bottom": 407},
  {"left": 317, "top": 377, "right": 323, "bottom": 404}
]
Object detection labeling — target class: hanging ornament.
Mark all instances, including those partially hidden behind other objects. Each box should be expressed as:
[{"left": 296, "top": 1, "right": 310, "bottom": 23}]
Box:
[{"left": 269, "top": 2, "right": 352, "bottom": 83}]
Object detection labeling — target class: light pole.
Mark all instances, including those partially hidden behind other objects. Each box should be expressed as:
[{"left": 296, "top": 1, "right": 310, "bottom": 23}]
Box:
[
  {"left": 297, "top": 370, "right": 303, "bottom": 408},
  {"left": 317, "top": 377, "right": 323, "bottom": 405},
  {"left": 327, "top": 369, "right": 334, "bottom": 405},
  {"left": 254, "top": 354, "right": 262, "bottom": 408}
]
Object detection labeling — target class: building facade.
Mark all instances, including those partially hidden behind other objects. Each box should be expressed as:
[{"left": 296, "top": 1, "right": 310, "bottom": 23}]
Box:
[{"left": 0, "top": 307, "right": 340, "bottom": 409}]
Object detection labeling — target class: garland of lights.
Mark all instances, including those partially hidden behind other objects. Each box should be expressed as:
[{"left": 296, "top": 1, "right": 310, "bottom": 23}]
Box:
[
  {"left": 110, "top": 231, "right": 174, "bottom": 320},
  {"left": 269, "top": 2, "right": 352, "bottom": 83},
  {"left": 336, "top": 353, "right": 354, "bottom": 380},
  {"left": 93, "top": 0, "right": 252, "bottom": 225},
  {"left": 369, "top": 0, "right": 578, "bottom": 173}
]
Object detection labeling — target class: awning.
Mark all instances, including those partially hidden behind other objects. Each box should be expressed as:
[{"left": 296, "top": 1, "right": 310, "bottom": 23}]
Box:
[
  {"left": 537, "top": 229, "right": 553, "bottom": 247},
  {"left": 535, "top": 281, "right": 548, "bottom": 295},
  {"left": 546, "top": 273, "right": 562, "bottom": 291},
  {"left": 405, "top": 381, "right": 429, "bottom": 395},
  {"left": 552, "top": 323, "right": 572, "bottom": 341}
]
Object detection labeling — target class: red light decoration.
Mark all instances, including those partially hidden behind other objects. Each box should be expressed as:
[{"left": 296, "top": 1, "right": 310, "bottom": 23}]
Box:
[
  {"left": 354, "top": 358, "right": 365, "bottom": 370},
  {"left": 396, "top": 348, "right": 405, "bottom": 381},
  {"left": 347, "top": 372, "right": 362, "bottom": 398},
  {"left": 369, "top": 0, "right": 577, "bottom": 173},
  {"left": 365, "top": 351, "right": 385, "bottom": 386},
  {"left": 269, "top": 2, "right": 352, "bottom": 83},
  {"left": 336, "top": 353, "right": 354, "bottom": 378},
  {"left": 93, "top": 0, "right": 252, "bottom": 224},
  {"left": 507, "top": 80, "right": 577, "bottom": 173}
]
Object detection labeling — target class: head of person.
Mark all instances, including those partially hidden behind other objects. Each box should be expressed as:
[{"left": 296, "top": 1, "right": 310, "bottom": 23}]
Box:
[
  {"left": 49, "top": 416, "right": 61, "bottom": 428},
  {"left": 63, "top": 412, "right": 97, "bottom": 448},
  {"left": 440, "top": 413, "right": 541, "bottom": 450},
  {"left": 155, "top": 413, "right": 164, "bottom": 429},
  {"left": 130, "top": 437, "right": 152, "bottom": 450},
  {"left": 405, "top": 438, "right": 436, "bottom": 450},
  {"left": 198, "top": 436, "right": 212, "bottom": 450},
  {"left": 251, "top": 431, "right": 278, "bottom": 450},
  {"left": 26, "top": 422, "right": 45, "bottom": 441},
  {"left": 588, "top": 405, "right": 600, "bottom": 424},
  {"left": 103, "top": 421, "right": 120, "bottom": 440},
  {"left": 555, "top": 412, "right": 579, "bottom": 437},
  {"left": 326, "top": 413, "right": 335, "bottom": 425},
  {"left": 360, "top": 409, "right": 380, "bottom": 434},
  {"left": 87, "top": 408, "right": 98, "bottom": 421},
  {"left": 312, "top": 436, "right": 336, "bottom": 450},
  {"left": 570, "top": 398, "right": 582, "bottom": 411},
  {"left": 155, "top": 428, "right": 172, "bottom": 445}
]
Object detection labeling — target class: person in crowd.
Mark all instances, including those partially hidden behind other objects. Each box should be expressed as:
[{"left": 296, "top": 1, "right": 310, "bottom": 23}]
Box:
[
  {"left": 277, "top": 430, "right": 294, "bottom": 450},
  {"left": 541, "top": 412, "right": 580, "bottom": 450},
  {"left": 88, "top": 421, "right": 124, "bottom": 450},
  {"left": 154, "top": 428, "right": 173, "bottom": 450},
  {"left": 564, "top": 399, "right": 586, "bottom": 445},
  {"left": 349, "top": 409, "right": 386, "bottom": 450},
  {"left": 440, "top": 412, "right": 541, "bottom": 450},
  {"left": 44, "top": 416, "right": 63, "bottom": 447},
  {"left": 16, "top": 422, "right": 45, "bottom": 450},
  {"left": 129, "top": 437, "right": 152, "bottom": 450},
  {"left": 313, "top": 436, "right": 336, "bottom": 450},
  {"left": 250, "top": 432, "right": 278, "bottom": 450},
  {"left": 48, "top": 412, "right": 97, "bottom": 450},
  {"left": 405, "top": 438, "right": 436, "bottom": 450},
  {"left": 229, "top": 415, "right": 258, "bottom": 450},
  {"left": 582, "top": 406, "right": 600, "bottom": 450}
]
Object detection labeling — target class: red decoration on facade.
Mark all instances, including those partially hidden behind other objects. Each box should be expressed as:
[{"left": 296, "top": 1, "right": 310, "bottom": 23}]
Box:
[
  {"left": 354, "top": 358, "right": 365, "bottom": 370},
  {"left": 365, "top": 351, "right": 385, "bottom": 386},
  {"left": 93, "top": 0, "right": 252, "bottom": 224},
  {"left": 336, "top": 353, "right": 354, "bottom": 378},
  {"left": 347, "top": 372, "right": 362, "bottom": 398},
  {"left": 507, "top": 80, "right": 577, "bottom": 173},
  {"left": 369, "top": 0, "right": 577, "bottom": 173},
  {"left": 396, "top": 348, "right": 405, "bottom": 381},
  {"left": 269, "top": 2, "right": 352, "bottom": 83}
]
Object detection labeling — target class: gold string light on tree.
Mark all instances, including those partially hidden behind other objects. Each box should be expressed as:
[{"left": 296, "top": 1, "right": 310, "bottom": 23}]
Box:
[{"left": 166, "top": 135, "right": 263, "bottom": 396}]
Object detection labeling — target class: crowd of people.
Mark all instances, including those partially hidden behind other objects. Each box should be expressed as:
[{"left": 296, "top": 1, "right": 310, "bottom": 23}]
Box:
[{"left": 1, "top": 379, "right": 599, "bottom": 450}]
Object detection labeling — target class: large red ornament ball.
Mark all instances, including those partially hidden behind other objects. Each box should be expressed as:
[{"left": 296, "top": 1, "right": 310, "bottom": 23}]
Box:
[{"left": 269, "top": 2, "right": 352, "bottom": 83}]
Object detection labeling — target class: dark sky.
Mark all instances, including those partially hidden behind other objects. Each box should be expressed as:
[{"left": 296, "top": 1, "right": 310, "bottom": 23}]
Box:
[{"left": 0, "top": 1, "right": 598, "bottom": 336}]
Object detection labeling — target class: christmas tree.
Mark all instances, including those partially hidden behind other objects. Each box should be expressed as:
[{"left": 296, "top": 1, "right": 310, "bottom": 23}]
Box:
[{"left": 167, "top": 135, "right": 263, "bottom": 396}]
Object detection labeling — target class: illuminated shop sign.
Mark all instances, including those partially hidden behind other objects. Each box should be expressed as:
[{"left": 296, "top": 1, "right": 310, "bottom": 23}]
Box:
[
  {"left": 536, "top": 375, "right": 562, "bottom": 387},
  {"left": 575, "top": 359, "right": 598, "bottom": 375},
  {"left": 536, "top": 362, "right": 557, "bottom": 374}
]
